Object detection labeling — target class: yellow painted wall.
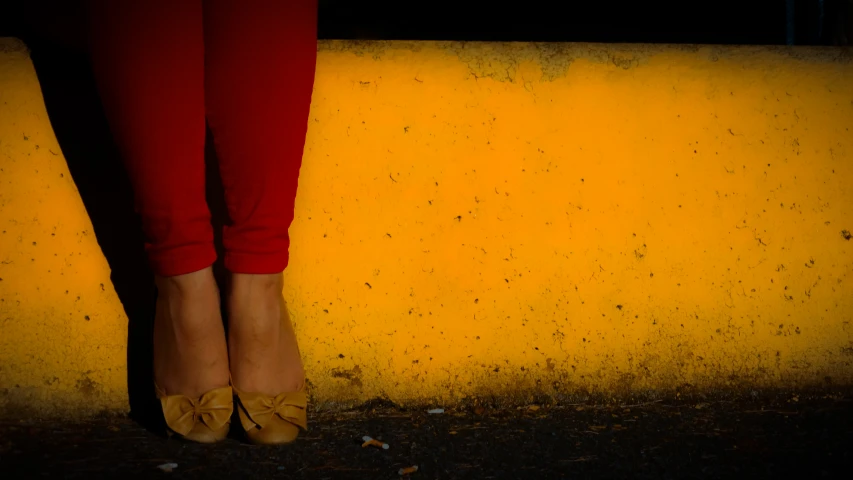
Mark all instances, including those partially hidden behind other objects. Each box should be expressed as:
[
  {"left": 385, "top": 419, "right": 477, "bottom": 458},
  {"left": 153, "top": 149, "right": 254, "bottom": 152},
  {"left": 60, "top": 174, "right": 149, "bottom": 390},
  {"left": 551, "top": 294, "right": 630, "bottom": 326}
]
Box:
[
  {"left": 0, "top": 38, "right": 128, "bottom": 416},
  {"left": 2, "top": 38, "right": 853, "bottom": 417}
]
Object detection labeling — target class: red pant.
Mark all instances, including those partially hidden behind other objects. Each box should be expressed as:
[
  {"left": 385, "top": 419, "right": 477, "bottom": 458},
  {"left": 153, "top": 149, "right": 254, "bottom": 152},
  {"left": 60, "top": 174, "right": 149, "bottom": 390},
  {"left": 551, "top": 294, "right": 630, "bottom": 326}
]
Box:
[{"left": 87, "top": 0, "right": 317, "bottom": 276}]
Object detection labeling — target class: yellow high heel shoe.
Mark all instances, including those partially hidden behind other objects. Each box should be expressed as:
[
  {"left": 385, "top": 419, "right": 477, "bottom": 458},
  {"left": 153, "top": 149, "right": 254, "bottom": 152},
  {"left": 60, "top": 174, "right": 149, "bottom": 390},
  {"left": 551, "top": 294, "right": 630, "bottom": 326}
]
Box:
[
  {"left": 155, "top": 383, "right": 233, "bottom": 443},
  {"left": 232, "top": 380, "right": 307, "bottom": 445}
]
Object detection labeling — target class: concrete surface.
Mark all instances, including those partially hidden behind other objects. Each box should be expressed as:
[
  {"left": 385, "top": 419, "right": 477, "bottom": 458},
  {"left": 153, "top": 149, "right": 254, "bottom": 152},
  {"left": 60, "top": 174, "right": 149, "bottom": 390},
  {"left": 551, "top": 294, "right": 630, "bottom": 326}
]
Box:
[
  {"left": 2, "top": 37, "right": 853, "bottom": 418},
  {"left": 1, "top": 390, "right": 852, "bottom": 479}
]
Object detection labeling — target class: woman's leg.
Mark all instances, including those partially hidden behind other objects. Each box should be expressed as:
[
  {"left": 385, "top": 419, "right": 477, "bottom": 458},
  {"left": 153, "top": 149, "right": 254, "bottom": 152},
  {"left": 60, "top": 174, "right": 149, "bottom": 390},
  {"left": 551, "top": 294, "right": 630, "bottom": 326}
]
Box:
[
  {"left": 204, "top": 0, "right": 317, "bottom": 395},
  {"left": 87, "top": 0, "right": 229, "bottom": 398}
]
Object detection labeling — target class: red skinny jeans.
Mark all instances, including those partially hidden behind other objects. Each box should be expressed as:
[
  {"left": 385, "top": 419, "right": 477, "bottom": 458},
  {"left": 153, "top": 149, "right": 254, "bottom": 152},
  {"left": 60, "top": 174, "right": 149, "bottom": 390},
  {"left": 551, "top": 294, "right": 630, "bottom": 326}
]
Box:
[{"left": 87, "top": 0, "right": 317, "bottom": 276}]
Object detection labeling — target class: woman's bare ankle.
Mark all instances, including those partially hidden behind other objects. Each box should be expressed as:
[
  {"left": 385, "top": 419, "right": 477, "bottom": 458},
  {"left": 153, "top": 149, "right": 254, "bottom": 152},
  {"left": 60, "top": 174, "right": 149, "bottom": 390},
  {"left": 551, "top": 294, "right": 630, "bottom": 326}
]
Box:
[
  {"left": 227, "top": 272, "right": 305, "bottom": 395},
  {"left": 153, "top": 267, "right": 230, "bottom": 398}
]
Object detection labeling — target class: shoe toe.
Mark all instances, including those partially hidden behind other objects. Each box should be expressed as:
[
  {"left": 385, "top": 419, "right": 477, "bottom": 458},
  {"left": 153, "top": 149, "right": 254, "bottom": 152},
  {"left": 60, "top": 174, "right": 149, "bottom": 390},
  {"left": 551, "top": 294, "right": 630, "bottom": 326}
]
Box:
[
  {"left": 246, "top": 417, "right": 300, "bottom": 445},
  {"left": 183, "top": 423, "right": 230, "bottom": 444}
]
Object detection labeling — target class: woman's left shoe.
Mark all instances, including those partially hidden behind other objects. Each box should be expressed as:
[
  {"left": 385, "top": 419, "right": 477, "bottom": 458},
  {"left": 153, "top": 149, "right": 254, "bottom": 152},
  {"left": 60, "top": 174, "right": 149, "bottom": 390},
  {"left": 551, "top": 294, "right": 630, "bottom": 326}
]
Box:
[
  {"left": 232, "top": 381, "right": 308, "bottom": 445},
  {"left": 155, "top": 383, "right": 233, "bottom": 443}
]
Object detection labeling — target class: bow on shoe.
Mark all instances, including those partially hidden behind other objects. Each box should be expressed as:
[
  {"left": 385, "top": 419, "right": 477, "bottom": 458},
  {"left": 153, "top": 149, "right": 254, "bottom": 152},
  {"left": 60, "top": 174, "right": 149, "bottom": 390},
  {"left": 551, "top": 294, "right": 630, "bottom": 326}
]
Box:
[
  {"left": 158, "top": 386, "right": 233, "bottom": 437},
  {"left": 237, "top": 389, "right": 308, "bottom": 432}
]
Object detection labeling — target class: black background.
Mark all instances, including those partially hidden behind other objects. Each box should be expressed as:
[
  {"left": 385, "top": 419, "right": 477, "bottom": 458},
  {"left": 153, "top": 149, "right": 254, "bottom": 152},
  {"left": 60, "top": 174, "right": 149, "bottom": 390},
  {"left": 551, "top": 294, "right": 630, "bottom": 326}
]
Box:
[{"left": 1, "top": 0, "right": 851, "bottom": 50}]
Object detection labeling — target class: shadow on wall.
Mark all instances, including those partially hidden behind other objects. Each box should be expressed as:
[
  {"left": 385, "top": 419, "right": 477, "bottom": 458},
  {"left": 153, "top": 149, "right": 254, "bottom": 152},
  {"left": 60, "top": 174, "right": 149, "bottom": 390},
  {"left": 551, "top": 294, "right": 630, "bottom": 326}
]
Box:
[{"left": 24, "top": 37, "right": 232, "bottom": 431}]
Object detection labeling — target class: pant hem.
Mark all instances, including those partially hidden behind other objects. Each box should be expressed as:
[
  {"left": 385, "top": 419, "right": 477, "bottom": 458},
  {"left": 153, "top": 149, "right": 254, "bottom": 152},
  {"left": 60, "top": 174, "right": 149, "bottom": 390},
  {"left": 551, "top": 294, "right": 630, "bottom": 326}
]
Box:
[
  {"left": 148, "top": 244, "right": 217, "bottom": 277},
  {"left": 224, "top": 251, "right": 289, "bottom": 274}
]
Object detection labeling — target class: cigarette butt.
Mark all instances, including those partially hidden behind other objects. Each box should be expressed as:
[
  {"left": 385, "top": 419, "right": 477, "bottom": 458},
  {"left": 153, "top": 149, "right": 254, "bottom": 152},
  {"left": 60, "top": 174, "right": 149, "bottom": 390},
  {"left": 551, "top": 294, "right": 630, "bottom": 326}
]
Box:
[
  {"left": 156, "top": 463, "right": 178, "bottom": 473},
  {"left": 399, "top": 465, "right": 418, "bottom": 475},
  {"left": 361, "top": 437, "right": 389, "bottom": 449}
]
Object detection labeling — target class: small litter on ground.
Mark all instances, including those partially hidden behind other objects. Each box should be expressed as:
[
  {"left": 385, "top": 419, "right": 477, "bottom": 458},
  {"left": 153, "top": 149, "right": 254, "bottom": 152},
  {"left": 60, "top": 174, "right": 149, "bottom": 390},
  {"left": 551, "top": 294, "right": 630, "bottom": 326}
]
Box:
[
  {"left": 156, "top": 463, "right": 178, "bottom": 473},
  {"left": 399, "top": 465, "right": 419, "bottom": 475},
  {"left": 362, "top": 435, "right": 390, "bottom": 449},
  {"left": 427, "top": 408, "right": 444, "bottom": 414}
]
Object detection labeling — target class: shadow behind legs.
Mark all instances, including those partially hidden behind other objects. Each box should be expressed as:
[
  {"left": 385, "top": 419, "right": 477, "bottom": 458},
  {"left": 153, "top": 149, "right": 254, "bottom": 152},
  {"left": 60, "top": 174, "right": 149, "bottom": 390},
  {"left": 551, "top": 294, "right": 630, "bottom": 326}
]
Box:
[{"left": 28, "top": 39, "right": 231, "bottom": 432}]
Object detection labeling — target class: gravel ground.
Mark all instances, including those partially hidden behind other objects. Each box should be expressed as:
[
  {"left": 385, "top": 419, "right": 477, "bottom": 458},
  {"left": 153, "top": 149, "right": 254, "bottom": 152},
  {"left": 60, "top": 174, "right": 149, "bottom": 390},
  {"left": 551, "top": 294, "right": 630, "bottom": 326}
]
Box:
[{"left": 2, "top": 391, "right": 852, "bottom": 479}]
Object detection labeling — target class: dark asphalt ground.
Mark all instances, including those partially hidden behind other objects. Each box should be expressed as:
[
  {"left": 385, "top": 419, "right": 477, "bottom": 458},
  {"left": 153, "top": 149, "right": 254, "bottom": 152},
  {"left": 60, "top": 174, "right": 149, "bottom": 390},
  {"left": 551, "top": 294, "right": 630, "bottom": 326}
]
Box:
[{"left": 2, "top": 391, "right": 852, "bottom": 479}]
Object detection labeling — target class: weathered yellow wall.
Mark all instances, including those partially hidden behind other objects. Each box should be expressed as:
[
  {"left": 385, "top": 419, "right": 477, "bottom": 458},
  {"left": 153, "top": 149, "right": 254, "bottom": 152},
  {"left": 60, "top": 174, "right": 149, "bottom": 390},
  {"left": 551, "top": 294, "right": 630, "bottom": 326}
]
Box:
[
  {"left": 2, "top": 38, "right": 853, "bottom": 417},
  {"left": 0, "top": 38, "right": 128, "bottom": 416}
]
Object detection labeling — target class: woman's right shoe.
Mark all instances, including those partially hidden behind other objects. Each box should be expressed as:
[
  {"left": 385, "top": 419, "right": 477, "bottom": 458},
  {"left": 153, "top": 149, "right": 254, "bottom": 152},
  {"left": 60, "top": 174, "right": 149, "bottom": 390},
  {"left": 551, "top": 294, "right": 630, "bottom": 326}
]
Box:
[{"left": 155, "top": 383, "right": 233, "bottom": 443}]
